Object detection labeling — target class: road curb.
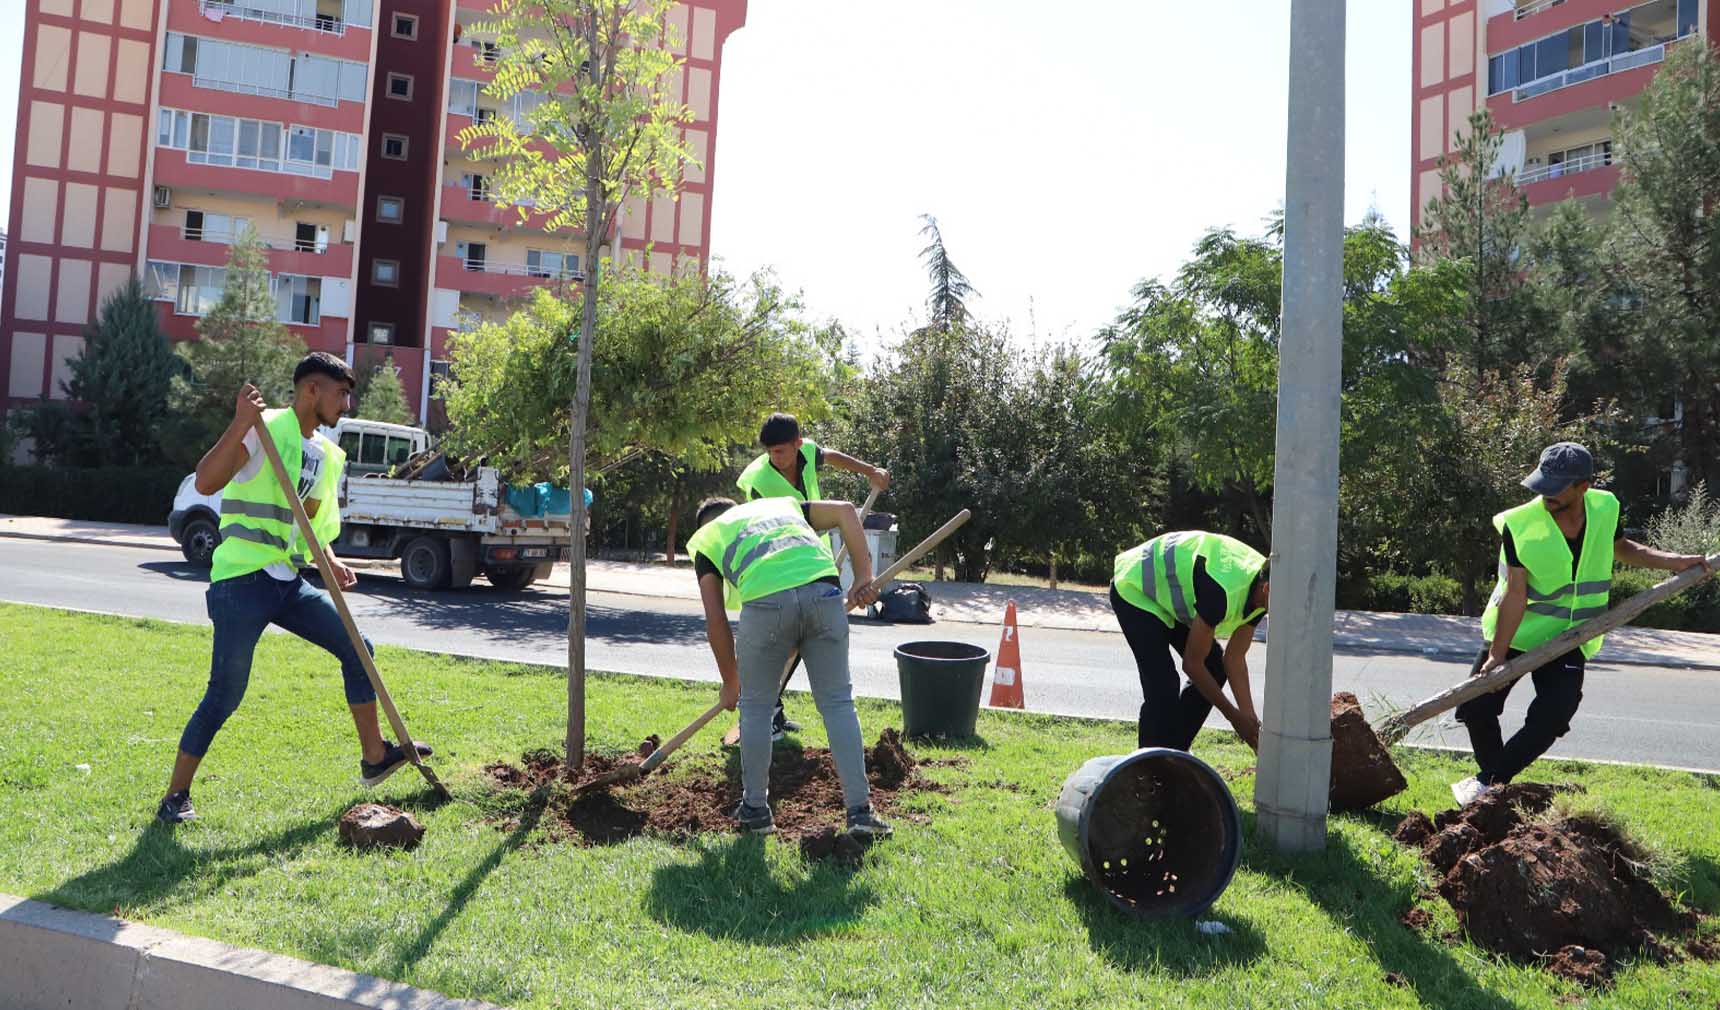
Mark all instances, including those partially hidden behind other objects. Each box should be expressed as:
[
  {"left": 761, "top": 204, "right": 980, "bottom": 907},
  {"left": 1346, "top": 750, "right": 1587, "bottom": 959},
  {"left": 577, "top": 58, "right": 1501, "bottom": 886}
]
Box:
[
  {"left": 0, "top": 893, "right": 506, "bottom": 1010},
  {"left": 0, "top": 529, "right": 179, "bottom": 553}
]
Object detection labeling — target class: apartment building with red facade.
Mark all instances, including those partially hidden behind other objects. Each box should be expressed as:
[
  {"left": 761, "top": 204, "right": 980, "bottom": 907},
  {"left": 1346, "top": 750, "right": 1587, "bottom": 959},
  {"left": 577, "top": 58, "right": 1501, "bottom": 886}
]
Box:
[
  {"left": 1412, "top": 0, "right": 1712, "bottom": 231},
  {"left": 1, "top": 0, "right": 745, "bottom": 439}
]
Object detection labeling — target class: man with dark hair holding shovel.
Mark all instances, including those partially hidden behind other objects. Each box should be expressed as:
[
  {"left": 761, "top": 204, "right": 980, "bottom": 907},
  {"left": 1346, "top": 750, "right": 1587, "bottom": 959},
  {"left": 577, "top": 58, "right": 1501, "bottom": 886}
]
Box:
[
  {"left": 736, "top": 412, "right": 890, "bottom": 741},
  {"left": 688, "top": 495, "right": 890, "bottom": 837},
  {"left": 1110, "top": 531, "right": 1270, "bottom": 753},
  {"left": 1451, "top": 442, "right": 1712, "bottom": 805},
  {"left": 157, "top": 353, "right": 430, "bottom": 824}
]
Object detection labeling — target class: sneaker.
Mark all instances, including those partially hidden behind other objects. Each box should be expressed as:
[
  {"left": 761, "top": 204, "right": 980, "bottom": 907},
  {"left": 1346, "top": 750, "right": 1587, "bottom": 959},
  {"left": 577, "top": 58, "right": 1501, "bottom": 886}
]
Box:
[
  {"left": 156, "top": 790, "right": 196, "bottom": 825},
  {"left": 770, "top": 707, "right": 799, "bottom": 742},
  {"left": 731, "top": 801, "right": 776, "bottom": 835},
  {"left": 1450, "top": 776, "right": 1492, "bottom": 807},
  {"left": 360, "top": 740, "right": 434, "bottom": 787},
  {"left": 845, "top": 805, "right": 893, "bottom": 838}
]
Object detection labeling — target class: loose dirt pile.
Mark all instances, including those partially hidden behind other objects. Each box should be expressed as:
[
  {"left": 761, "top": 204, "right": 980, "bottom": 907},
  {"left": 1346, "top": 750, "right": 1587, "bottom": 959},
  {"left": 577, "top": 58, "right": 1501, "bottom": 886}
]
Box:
[
  {"left": 482, "top": 728, "right": 938, "bottom": 848},
  {"left": 338, "top": 803, "right": 425, "bottom": 851},
  {"left": 1328, "top": 692, "right": 1407, "bottom": 811},
  {"left": 1394, "top": 783, "right": 1710, "bottom": 984}
]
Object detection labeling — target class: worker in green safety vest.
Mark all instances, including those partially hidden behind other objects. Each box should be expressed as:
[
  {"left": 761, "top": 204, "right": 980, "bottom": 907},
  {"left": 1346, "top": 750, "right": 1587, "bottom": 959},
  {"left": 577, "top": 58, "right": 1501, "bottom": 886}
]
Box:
[
  {"left": 157, "top": 353, "right": 430, "bottom": 825},
  {"left": 736, "top": 412, "right": 890, "bottom": 741},
  {"left": 1451, "top": 442, "right": 1712, "bottom": 806},
  {"left": 1110, "top": 531, "right": 1270, "bottom": 753},
  {"left": 688, "top": 495, "right": 892, "bottom": 837}
]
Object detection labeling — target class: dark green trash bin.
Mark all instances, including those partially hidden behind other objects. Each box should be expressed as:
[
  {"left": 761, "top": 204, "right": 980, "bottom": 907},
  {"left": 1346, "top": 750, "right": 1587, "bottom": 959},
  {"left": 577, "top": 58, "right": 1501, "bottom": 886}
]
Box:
[
  {"left": 893, "top": 641, "right": 989, "bottom": 739},
  {"left": 1055, "top": 748, "right": 1241, "bottom": 918}
]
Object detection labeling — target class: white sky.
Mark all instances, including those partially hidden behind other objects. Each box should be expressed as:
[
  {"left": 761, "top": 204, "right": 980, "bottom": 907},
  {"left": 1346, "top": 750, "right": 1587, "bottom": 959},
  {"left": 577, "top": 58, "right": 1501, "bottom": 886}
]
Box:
[{"left": 0, "top": 0, "right": 1409, "bottom": 349}]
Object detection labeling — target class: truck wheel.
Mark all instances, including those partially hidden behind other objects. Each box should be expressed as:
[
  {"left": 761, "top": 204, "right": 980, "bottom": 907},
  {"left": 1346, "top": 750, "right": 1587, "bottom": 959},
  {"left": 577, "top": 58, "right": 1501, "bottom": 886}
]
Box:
[
  {"left": 485, "top": 566, "right": 537, "bottom": 592},
  {"left": 181, "top": 517, "right": 219, "bottom": 567},
  {"left": 401, "top": 535, "right": 452, "bottom": 590}
]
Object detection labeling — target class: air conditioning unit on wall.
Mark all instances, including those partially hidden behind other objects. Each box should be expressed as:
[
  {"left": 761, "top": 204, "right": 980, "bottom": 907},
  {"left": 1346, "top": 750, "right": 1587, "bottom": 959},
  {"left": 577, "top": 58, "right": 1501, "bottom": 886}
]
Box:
[{"left": 153, "top": 186, "right": 172, "bottom": 209}]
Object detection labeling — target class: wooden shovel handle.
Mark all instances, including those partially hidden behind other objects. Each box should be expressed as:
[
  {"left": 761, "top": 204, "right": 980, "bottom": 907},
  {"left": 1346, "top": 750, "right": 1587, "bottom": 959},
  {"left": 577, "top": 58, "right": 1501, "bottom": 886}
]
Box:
[
  {"left": 847, "top": 508, "right": 971, "bottom": 612},
  {"left": 639, "top": 700, "right": 727, "bottom": 772},
  {"left": 1378, "top": 552, "right": 1720, "bottom": 744}
]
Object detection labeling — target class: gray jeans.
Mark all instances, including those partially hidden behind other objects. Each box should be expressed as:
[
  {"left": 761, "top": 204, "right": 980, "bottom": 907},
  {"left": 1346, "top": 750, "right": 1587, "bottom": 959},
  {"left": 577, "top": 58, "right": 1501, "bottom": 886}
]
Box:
[{"left": 736, "top": 581, "right": 870, "bottom": 812}]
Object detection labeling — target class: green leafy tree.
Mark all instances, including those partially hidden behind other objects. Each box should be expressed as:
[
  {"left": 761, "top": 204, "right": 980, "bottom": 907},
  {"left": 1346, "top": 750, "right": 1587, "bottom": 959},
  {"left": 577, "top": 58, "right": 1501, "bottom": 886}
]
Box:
[
  {"left": 1414, "top": 108, "right": 1549, "bottom": 382},
  {"left": 163, "top": 228, "right": 306, "bottom": 467},
  {"left": 1606, "top": 41, "right": 1720, "bottom": 492},
  {"left": 353, "top": 352, "right": 415, "bottom": 425},
  {"left": 59, "top": 278, "right": 181, "bottom": 465},
  {"left": 460, "top": 0, "right": 697, "bottom": 769},
  {"left": 918, "top": 214, "right": 978, "bottom": 332}
]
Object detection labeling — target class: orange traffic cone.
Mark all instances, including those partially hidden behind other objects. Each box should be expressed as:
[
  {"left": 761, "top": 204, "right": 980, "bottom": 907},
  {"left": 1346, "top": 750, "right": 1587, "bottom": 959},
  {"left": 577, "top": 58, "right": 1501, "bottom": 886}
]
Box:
[{"left": 989, "top": 601, "right": 1025, "bottom": 709}]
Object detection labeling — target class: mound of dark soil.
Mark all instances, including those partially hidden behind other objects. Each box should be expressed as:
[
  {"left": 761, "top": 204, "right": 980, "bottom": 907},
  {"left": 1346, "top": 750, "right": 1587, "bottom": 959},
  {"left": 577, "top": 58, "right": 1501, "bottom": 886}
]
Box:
[
  {"left": 1394, "top": 784, "right": 1703, "bottom": 984},
  {"left": 1328, "top": 693, "right": 1408, "bottom": 811},
  {"left": 483, "top": 729, "right": 939, "bottom": 846}
]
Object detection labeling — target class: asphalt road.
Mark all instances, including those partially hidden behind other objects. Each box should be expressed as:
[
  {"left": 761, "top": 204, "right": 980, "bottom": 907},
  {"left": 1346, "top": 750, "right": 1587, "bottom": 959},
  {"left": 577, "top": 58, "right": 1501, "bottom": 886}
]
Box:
[{"left": 5, "top": 537, "right": 1719, "bottom": 772}]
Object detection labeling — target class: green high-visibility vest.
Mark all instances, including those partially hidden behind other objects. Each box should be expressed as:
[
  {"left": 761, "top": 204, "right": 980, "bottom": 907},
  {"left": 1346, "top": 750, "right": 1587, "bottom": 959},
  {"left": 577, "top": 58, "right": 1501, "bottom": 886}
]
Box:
[
  {"left": 687, "top": 496, "right": 838, "bottom": 608},
  {"left": 736, "top": 440, "right": 821, "bottom": 502},
  {"left": 1112, "top": 531, "right": 1266, "bottom": 637},
  {"left": 209, "top": 408, "right": 346, "bottom": 583},
  {"left": 1481, "top": 490, "right": 1618, "bottom": 659}
]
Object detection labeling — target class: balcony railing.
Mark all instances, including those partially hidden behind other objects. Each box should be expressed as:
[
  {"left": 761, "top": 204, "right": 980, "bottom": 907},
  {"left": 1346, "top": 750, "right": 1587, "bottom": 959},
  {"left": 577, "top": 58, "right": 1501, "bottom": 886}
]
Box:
[
  {"left": 198, "top": 0, "right": 346, "bottom": 37},
  {"left": 1512, "top": 0, "right": 1566, "bottom": 20},
  {"left": 183, "top": 226, "right": 332, "bottom": 253},
  {"left": 460, "top": 258, "right": 582, "bottom": 281},
  {"left": 1514, "top": 42, "right": 1667, "bottom": 101},
  {"left": 1519, "top": 148, "right": 1615, "bottom": 185},
  {"left": 192, "top": 73, "right": 341, "bottom": 108}
]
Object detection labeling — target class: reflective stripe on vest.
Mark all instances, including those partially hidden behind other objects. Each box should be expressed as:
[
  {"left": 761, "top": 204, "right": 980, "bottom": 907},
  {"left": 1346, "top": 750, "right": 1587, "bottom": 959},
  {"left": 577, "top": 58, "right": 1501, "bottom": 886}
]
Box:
[
  {"left": 221, "top": 499, "right": 295, "bottom": 525},
  {"left": 688, "top": 497, "right": 839, "bottom": 607},
  {"left": 1115, "top": 530, "right": 1265, "bottom": 637},
  {"left": 1481, "top": 489, "right": 1619, "bottom": 659},
  {"left": 209, "top": 408, "right": 346, "bottom": 584}
]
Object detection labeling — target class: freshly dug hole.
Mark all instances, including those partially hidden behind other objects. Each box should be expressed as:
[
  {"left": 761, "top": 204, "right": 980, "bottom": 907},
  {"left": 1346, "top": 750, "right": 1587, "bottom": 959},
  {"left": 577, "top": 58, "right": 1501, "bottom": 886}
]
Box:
[{"left": 482, "top": 729, "right": 939, "bottom": 844}]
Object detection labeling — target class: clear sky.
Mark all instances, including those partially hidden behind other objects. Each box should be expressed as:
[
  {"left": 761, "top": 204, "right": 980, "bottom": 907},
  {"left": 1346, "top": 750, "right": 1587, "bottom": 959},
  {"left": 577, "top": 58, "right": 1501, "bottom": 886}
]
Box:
[{"left": 0, "top": 0, "right": 1409, "bottom": 348}]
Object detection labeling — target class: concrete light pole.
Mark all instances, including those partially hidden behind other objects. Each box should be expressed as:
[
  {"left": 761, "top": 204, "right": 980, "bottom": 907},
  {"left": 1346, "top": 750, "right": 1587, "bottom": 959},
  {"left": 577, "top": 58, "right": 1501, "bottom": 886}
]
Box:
[{"left": 1253, "top": 0, "right": 1345, "bottom": 854}]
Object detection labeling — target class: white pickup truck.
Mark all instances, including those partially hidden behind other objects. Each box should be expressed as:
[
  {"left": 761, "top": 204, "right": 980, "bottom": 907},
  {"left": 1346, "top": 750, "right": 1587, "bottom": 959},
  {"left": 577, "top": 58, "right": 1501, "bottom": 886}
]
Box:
[{"left": 168, "top": 417, "right": 576, "bottom": 591}]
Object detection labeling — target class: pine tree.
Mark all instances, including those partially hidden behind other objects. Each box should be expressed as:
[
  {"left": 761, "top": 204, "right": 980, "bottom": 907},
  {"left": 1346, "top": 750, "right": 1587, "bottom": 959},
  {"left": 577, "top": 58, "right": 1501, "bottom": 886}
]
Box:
[
  {"left": 163, "top": 227, "right": 306, "bottom": 466},
  {"left": 54, "top": 277, "right": 180, "bottom": 465},
  {"left": 354, "top": 352, "right": 415, "bottom": 424}
]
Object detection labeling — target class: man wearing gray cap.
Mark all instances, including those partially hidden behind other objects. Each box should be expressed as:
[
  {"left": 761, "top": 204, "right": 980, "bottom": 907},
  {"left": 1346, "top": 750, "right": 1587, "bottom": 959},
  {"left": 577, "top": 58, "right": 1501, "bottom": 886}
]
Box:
[{"left": 1451, "top": 443, "right": 1713, "bottom": 805}]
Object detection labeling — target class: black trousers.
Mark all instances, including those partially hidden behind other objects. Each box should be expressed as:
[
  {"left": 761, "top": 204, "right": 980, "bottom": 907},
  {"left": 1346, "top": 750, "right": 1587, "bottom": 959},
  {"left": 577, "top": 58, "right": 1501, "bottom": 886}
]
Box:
[
  {"left": 1110, "top": 586, "right": 1227, "bottom": 750},
  {"left": 1454, "top": 645, "right": 1585, "bottom": 785}
]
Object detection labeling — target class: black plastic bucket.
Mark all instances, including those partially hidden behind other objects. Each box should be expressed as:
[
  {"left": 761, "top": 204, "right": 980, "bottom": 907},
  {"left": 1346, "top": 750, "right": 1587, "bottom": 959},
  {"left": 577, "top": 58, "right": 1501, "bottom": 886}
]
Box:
[
  {"left": 1055, "top": 749, "right": 1242, "bottom": 918},
  {"left": 893, "top": 641, "right": 990, "bottom": 738}
]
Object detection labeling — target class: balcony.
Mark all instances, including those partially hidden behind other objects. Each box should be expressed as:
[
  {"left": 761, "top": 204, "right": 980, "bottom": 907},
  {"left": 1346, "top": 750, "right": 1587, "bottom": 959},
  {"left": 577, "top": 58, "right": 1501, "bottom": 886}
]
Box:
[
  {"left": 1513, "top": 42, "right": 1667, "bottom": 102},
  {"left": 168, "top": 0, "right": 372, "bottom": 61},
  {"left": 439, "top": 183, "right": 555, "bottom": 230},
  {"left": 1519, "top": 144, "right": 1614, "bottom": 185},
  {"left": 146, "top": 223, "right": 353, "bottom": 277},
  {"left": 153, "top": 148, "right": 361, "bottom": 211},
  {"left": 436, "top": 255, "right": 578, "bottom": 298},
  {"left": 157, "top": 73, "right": 363, "bottom": 135}
]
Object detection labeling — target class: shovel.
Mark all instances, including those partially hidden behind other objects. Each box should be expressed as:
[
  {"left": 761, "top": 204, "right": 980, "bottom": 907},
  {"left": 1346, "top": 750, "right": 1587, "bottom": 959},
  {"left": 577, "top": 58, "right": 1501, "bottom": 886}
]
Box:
[
  {"left": 1329, "top": 552, "right": 1719, "bottom": 809},
  {"left": 572, "top": 699, "right": 727, "bottom": 797},
  {"left": 251, "top": 416, "right": 452, "bottom": 801}
]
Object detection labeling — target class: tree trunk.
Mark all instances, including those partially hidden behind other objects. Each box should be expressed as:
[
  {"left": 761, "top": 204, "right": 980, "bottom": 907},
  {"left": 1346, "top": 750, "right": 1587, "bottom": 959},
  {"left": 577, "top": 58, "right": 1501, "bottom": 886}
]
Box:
[
  {"left": 935, "top": 550, "right": 945, "bottom": 582},
  {"left": 664, "top": 483, "right": 682, "bottom": 565},
  {"left": 1048, "top": 554, "right": 1059, "bottom": 590},
  {"left": 566, "top": 147, "right": 606, "bottom": 776},
  {"left": 1459, "top": 572, "right": 1480, "bottom": 618}
]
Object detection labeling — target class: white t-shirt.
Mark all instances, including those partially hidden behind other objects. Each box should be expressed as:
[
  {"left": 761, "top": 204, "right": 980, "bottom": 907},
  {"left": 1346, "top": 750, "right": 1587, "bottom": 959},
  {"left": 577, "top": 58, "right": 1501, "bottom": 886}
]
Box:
[{"left": 236, "top": 428, "right": 326, "bottom": 581}]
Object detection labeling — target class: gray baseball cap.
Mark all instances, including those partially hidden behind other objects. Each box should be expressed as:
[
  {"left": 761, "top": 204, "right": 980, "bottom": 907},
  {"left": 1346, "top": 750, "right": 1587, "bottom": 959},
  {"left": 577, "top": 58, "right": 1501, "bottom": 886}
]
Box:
[{"left": 1523, "top": 442, "right": 1594, "bottom": 495}]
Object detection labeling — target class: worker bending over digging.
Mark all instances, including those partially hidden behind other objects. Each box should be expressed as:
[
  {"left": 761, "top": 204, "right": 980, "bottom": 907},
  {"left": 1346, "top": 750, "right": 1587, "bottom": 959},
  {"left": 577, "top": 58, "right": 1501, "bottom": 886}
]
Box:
[
  {"left": 156, "top": 353, "right": 430, "bottom": 825},
  {"left": 688, "top": 495, "right": 892, "bottom": 837},
  {"left": 1110, "top": 531, "right": 1270, "bottom": 752},
  {"left": 737, "top": 412, "right": 891, "bottom": 741},
  {"left": 1451, "top": 442, "right": 1711, "bottom": 805}
]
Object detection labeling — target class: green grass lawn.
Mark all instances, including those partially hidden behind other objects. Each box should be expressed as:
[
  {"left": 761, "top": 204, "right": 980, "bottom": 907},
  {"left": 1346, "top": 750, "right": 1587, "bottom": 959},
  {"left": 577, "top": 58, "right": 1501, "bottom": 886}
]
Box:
[{"left": 2, "top": 602, "right": 1717, "bottom": 1009}]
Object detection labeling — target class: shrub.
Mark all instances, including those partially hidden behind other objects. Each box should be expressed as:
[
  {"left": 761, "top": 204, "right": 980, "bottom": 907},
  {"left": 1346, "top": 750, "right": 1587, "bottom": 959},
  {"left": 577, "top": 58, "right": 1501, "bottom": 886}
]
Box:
[
  {"left": 1336, "top": 571, "right": 1464, "bottom": 615},
  {"left": 0, "top": 465, "right": 187, "bottom": 525},
  {"left": 1609, "top": 566, "right": 1720, "bottom": 633}
]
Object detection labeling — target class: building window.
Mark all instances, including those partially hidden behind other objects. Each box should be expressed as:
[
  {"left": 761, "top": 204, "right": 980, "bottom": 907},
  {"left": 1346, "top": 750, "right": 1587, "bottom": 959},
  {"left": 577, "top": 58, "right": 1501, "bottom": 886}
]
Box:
[
  {"left": 372, "top": 259, "right": 400, "bottom": 286},
  {"left": 386, "top": 73, "right": 414, "bottom": 101},
  {"left": 381, "top": 133, "right": 409, "bottom": 160},
  {"left": 472, "top": 40, "right": 501, "bottom": 66},
  {"left": 474, "top": 106, "right": 497, "bottom": 125},
  {"left": 527, "top": 249, "right": 578, "bottom": 279},
  {"left": 429, "top": 359, "right": 451, "bottom": 397},
  {"left": 392, "top": 13, "right": 418, "bottom": 40},
  {"left": 368, "top": 322, "right": 396, "bottom": 344},
  {"left": 276, "top": 275, "right": 322, "bottom": 326},
  {"left": 184, "top": 210, "right": 250, "bottom": 245},
  {"left": 448, "top": 79, "right": 480, "bottom": 117},
  {"left": 462, "top": 173, "right": 489, "bottom": 200},
  {"left": 456, "top": 241, "right": 487, "bottom": 271},
  {"left": 294, "top": 222, "right": 328, "bottom": 253},
  {"left": 377, "top": 196, "right": 404, "bottom": 223}
]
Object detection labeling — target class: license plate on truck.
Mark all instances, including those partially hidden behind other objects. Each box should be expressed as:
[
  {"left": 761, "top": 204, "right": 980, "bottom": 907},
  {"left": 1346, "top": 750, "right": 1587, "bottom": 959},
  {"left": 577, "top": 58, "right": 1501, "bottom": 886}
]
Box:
[{"left": 524, "top": 548, "right": 548, "bottom": 559}]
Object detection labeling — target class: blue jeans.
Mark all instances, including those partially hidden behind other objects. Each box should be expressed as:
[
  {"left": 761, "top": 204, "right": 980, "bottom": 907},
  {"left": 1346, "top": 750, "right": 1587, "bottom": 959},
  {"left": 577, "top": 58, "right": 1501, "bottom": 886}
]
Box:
[
  {"left": 177, "top": 572, "right": 375, "bottom": 758},
  {"left": 735, "top": 581, "right": 870, "bottom": 812}
]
